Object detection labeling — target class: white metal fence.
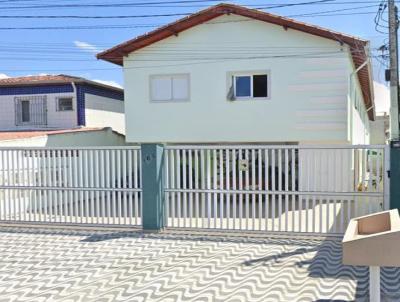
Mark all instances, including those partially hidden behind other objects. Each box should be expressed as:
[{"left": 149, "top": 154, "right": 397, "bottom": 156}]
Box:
[
  {"left": 0, "top": 144, "right": 390, "bottom": 234},
  {"left": 0, "top": 147, "right": 141, "bottom": 226},
  {"left": 164, "top": 145, "right": 389, "bottom": 234}
]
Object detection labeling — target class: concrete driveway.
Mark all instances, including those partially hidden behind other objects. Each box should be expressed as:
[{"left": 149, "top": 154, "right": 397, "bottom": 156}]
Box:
[{"left": 0, "top": 226, "right": 399, "bottom": 302}]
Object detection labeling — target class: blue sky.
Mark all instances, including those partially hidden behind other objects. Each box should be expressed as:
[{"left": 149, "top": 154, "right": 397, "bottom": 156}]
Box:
[{"left": 0, "top": 0, "right": 390, "bottom": 88}]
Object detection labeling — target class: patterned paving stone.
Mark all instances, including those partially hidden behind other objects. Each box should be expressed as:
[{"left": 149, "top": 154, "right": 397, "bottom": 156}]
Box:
[{"left": 0, "top": 227, "right": 398, "bottom": 302}]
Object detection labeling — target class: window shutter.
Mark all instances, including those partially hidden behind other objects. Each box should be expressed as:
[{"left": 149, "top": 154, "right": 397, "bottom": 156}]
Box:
[
  {"left": 151, "top": 77, "right": 172, "bottom": 101},
  {"left": 172, "top": 75, "right": 189, "bottom": 100}
]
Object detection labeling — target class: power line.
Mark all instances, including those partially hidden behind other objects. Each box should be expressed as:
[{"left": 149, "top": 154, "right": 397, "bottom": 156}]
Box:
[
  {"left": 0, "top": 54, "right": 384, "bottom": 73},
  {"left": 0, "top": 9, "right": 380, "bottom": 30},
  {"left": 0, "top": 0, "right": 237, "bottom": 9},
  {"left": 0, "top": 0, "right": 382, "bottom": 10},
  {"left": 374, "top": 0, "right": 389, "bottom": 33},
  {"left": 0, "top": 49, "right": 381, "bottom": 62},
  {"left": 0, "top": 4, "right": 379, "bottom": 18}
]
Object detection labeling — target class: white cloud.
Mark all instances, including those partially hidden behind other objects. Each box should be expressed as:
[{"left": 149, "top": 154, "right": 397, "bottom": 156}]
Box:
[
  {"left": 0, "top": 73, "right": 10, "bottom": 79},
  {"left": 92, "top": 79, "right": 123, "bottom": 89},
  {"left": 374, "top": 81, "right": 390, "bottom": 116},
  {"left": 74, "top": 41, "right": 101, "bottom": 54}
]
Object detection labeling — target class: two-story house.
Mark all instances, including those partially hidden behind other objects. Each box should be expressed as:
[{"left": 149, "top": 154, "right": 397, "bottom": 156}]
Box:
[
  {"left": 0, "top": 74, "right": 125, "bottom": 135},
  {"left": 97, "top": 3, "right": 376, "bottom": 146}
]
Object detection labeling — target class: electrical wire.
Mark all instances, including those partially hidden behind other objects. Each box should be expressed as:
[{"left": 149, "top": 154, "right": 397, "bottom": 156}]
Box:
[{"left": 0, "top": 4, "right": 379, "bottom": 18}]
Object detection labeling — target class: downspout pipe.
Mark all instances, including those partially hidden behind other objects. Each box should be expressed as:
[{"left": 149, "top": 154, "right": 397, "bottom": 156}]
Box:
[{"left": 70, "top": 81, "right": 80, "bottom": 128}]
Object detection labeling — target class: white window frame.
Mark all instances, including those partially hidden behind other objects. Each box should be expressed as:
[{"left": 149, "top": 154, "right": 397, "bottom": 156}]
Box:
[
  {"left": 229, "top": 71, "right": 271, "bottom": 101},
  {"left": 150, "top": 73, "right": 190, "bottom": 103},
  {"left": 56, "top": 97, "right": 74, "bottom": 112}
]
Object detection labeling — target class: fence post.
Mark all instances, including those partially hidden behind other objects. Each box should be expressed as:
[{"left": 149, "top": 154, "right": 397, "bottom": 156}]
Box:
[{"left": 141, "top": 144, "right": 165, "bottom": 231}]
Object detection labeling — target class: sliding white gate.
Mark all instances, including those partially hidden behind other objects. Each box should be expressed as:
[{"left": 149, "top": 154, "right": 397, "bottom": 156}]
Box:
[
  {"left": 164, "top": 145, "right": 389, "bottom": 234},
  {"left": 0, "top": 147, "right": 142, "bottom": 226},
  {"left": 0, "top": 144, "right": 390, "bottom": 233}
]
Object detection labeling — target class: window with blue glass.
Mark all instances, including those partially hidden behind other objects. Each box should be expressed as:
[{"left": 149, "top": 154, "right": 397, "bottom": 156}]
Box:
[
  {"left": 235, "top": 76, "right": 251, "bottom": 97},
  {"left": 233, "top": 73, "right": 268, "bottom": 99}
]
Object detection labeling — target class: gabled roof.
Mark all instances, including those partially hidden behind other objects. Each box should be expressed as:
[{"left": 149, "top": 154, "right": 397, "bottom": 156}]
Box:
[
  {"left": 0, "top": 74, "right": 123, "bottom": 92},
  {"left": 97, "top": 3, "right": 374, "bottom": 120}
]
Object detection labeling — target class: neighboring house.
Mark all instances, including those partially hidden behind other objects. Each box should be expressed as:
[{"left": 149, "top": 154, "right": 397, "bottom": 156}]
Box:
[
  {"left": 98, "top": 3, "right": 377, "bottom": 146},
  {"left": 0, "top": 127, "right": 126, "bottom": 147},
  {"left": 0, "top": 75, "right": 130, "bottom": 215},
  {"left": 0, "top": 75, "right": 125, "bottom": 134}
]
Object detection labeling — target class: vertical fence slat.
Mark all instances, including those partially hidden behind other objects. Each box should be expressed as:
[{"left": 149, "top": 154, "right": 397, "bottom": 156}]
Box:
[
  {"left": 134, "top": 149, "right": 140, "bottom": 225},
  {"left": 170, "top": 150, "right": 176, "bottom": 227},
  {"left": 213, "top": 149, "right": 217, "bottom": 229},
  {"left": 194, "top": 150, "right": 199, "bottom": 228},
  {"left": 219, "top": 149, "right": 224, "bottom": 229},
  {"left": 182, "top": 149, "right": 187, "bottom": 228},
  {"left": 251, "top": 149, "right": 256, "bottom": 230},
  {"left": 177, "top": 149, "right": 181, "bottom": 228},
  {"left": 232, "top": 149, "right": 237, "bottom": 230},
  {"left": 188, "top": 150, "right": 193, "bottom": 228},
  {"left": 271, "top": 149, "right": 275, "bottom": 232},
  {"left": 226, "top": 149, "right": 230, "bottom": 230},
  {"left": 200, "top": 149, "right": 206, "bottom": 228},
  {"left": 238, "top": 150, "right": 243, "bottom": 230},
  {"left": 264, "top": 149, "right": 269, "bottom": 231},
  {"left": 258, "top": 149, "right": 262, "bottom": 231},
  {"left": 207, "top": 149, "right": 211, "bottom": 229},
  {"left": 122, "top": 150, "right": 127, "bottom": 225},
  {"left": 245, "top": 149, "right": 250, "bottom": 230}
]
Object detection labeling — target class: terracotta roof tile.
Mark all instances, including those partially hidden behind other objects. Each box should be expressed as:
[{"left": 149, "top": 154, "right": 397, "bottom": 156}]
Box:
[
  {"left": 0, "top": 74, "right": 123, "bottom": 92},
  {"left": 0, "top": 75, "right": 81, "bottom": 86}
]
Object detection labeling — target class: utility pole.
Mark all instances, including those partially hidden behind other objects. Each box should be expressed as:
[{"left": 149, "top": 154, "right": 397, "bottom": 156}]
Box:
[
  {"left": 389, "top": 0, "right": 399, "bottom": 139},
  {"left": 389, "top": 1, "right": 400, "bottom": 211}
]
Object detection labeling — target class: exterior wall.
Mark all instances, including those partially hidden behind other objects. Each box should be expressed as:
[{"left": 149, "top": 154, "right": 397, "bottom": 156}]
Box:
[
  {"left": 0, "top": 129, "right": 128, "bottom": 147},
  {"left": 370, "top": 116, "right": 388, "bottom": 144},
  {"left": 0, "top": 92, "right": 78, "bottom": 130},
  {"left": 85, "top": 93, "right": 125, "bottom": 134},
  {"left": 348, "top": 70, "right": 371, "bottom": 145},
  {"left": 123, "top": 14, "right": 356, "bottom": 144}
]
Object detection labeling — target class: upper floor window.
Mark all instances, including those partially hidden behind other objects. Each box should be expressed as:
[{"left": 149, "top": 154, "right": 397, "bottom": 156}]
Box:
[
  {"left": 57, "top": 97, "right": 73, "bottom": 111},
  {"left": 150, "top": 74, "right": 189, "bottom": 102},
  {"left": 231, "top": 72, "right": 269, "bottom": 100}
]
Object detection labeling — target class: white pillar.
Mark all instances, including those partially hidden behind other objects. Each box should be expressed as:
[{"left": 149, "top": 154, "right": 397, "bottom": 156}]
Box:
[{"left": 370, "top": 266, "right": 380, "bottom": 302}]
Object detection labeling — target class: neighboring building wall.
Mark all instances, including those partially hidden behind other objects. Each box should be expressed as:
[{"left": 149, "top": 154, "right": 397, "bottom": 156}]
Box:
[
  {"left": 370, "top": 116, "right": 388, "bottom": 144},
  {"left": 123, "top": 14, "right": 358, "bottom": 144},
  {"left": 85, "top": 93, "right": 125, "bottom": 134},
  {"left": 45, "top": 128, "right": 128, "bottom": 147},
  {"left": 0, "top": 92, "right": 78, "bottom": 130},
  {"left": 47, "top": 93, "right": 78, "bottom": 129},
  {"left": 0, "top": 129, "right": 128, "bottom": 147}
]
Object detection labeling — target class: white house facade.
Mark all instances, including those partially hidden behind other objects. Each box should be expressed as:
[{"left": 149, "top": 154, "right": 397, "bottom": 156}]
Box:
[
  {"left": 98, "top": 4, "right": 375, "bottom": 146},
  {"left": 0, "top": 75, "right": 125, "bottom": 134}
]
